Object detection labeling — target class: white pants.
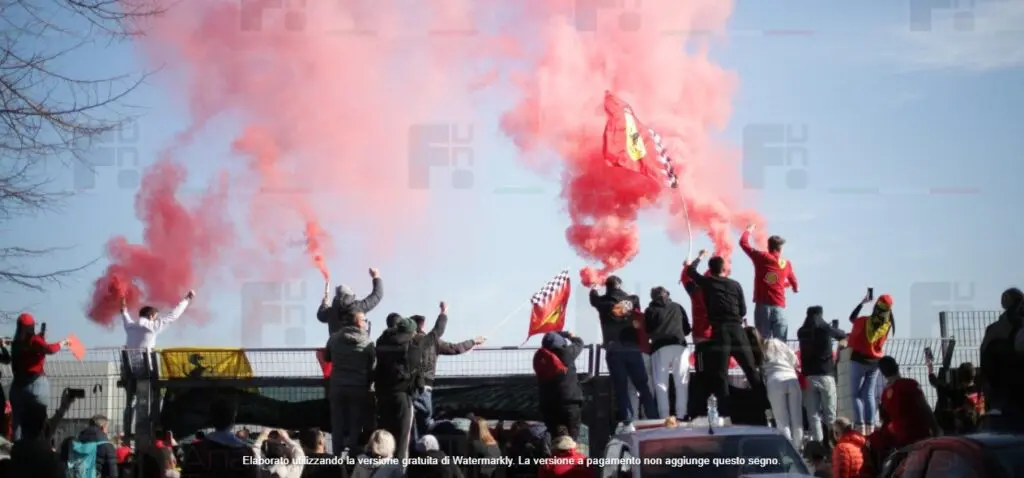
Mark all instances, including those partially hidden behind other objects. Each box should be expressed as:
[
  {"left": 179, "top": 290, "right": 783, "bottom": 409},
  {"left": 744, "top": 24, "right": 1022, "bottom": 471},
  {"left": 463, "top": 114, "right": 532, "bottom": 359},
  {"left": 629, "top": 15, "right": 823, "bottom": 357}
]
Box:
[
  {"left": 767, "top": 378, "right": 804, "bottom": 447},
  {"left": 628, "top": 353, "right": 653, "bottom": 418},
  {"left": 650, "top": 345, "right": 691, "bottom": 419}
]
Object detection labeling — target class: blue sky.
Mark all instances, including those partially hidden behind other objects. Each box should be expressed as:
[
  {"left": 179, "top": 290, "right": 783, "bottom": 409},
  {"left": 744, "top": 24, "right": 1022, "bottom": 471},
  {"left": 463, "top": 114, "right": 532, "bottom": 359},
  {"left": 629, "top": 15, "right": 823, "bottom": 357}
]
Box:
[{"left": 3, "top": 0, "right": 1022, "bottom": 354}]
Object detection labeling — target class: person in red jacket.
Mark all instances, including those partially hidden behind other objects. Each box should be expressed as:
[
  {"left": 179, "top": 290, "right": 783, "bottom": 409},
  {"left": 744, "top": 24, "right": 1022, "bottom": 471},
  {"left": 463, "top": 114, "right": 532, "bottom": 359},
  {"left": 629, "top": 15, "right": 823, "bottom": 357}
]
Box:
[
  {"left": 538, "top": 431, "right": 594, "bottom": 478},
  {"left": 878, "top": 356, "right": 940, "bottom": 446},
  {"left": 681, "top": 259, "right": 713, "bottom": 420},
  {"left": 9, "top": 313, "right": 68, "bottom": 440},
  {"left": 740, "top": 224, "right": 798, "bottom": 340},
  {"left": 831, "top": 418, "right": 866, "bottom": 478}
]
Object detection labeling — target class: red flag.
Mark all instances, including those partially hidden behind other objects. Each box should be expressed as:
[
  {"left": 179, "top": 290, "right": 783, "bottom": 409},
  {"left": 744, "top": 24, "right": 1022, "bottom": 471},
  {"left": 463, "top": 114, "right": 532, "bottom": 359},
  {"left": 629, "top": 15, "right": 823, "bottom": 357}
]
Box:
[
  {"left": 602, "top": 91, "right": 665, "bottom": 184},
  {"left": 316, "top": 349, "right": 332, "bottom": 378},
  {"left": 528, "top": 270, "right": 571, "bottom": 338}
]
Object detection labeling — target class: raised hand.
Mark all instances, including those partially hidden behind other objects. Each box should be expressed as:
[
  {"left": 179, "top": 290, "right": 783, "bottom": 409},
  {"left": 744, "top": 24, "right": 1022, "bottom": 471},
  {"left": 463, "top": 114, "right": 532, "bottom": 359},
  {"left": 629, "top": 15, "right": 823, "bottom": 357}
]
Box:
[
  {"left": 473, "top": 336, "right": 486, "bottom": 345},
  {"left": 186, "top": 289, "right": 196, "bottom": 300},
  {"left": 746, "top": 224, "right": 755, "bottom": 233},
  {"left": 439, "top": 301, "right": 448, "bottom": 314},
  {"left": 697, "top": 249, "right": 708, "bottom": 259},
  {"left": 369, "top": 267, "right": 380, "bottom": 279}
]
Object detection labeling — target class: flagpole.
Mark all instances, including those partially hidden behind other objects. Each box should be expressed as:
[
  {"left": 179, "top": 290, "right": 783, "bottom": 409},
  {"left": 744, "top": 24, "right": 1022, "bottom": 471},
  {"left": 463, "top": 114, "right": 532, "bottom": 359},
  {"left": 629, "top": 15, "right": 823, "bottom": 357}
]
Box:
[
  {"left": 679, "top": 190, "right": 693, "bottom": 260},
  {"left": 483, "top": 299, "right": 532, "bottom": 338}
]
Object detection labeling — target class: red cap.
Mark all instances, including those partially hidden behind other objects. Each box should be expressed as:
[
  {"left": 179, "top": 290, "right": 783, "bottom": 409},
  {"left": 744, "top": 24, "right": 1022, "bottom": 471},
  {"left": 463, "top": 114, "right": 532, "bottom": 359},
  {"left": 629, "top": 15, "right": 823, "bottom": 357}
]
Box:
[
  {"left": 877, "top": 294, "right": 894, "bottom": 307},
  {"left": 17, "top": 313, "right": 34, "bottom": 326}
]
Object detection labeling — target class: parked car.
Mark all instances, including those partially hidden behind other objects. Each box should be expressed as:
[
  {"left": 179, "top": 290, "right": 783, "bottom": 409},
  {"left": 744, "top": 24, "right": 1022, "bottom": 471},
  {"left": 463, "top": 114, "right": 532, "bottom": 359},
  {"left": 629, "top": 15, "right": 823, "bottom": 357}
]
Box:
[
  {"left": 601, "top": 418, "right": 811, "bottom": 477},
  {"left": 879, "top": 433, "right": 1024, "bottom": 478}
]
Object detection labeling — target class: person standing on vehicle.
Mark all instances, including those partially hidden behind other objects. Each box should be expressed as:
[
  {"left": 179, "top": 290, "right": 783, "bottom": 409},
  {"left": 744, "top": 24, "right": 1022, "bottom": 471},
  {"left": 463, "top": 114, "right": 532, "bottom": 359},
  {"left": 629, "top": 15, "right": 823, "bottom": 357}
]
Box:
[
  {"left": 409, "top": 302, "right": 485, "bottom": 443},
  {"left": 681, "top": 259, "right": 713, "bottom": 419},
  {"left": 533, "top": 331, "right": 586, "bottom": 440},
  {"left": 589, "top": 276, "right": 657, "bottom": 423},
  {"left": 797, "top": 305, "right": 847, "bottom": 447},
  {"left": 739, "top": 225, "right": 798, "bottom": 340},
  {"left": 374, "top": 318, "right": 422, "bottom": 461},
  {"left": 323, "top": 311, "right": 375, "bottom": 454},
  {"left": 684, "top": 250, "right": 763, "bottom": 419},
  {"left": 644, "top": 286, "right": 692, "bottom": 419}
]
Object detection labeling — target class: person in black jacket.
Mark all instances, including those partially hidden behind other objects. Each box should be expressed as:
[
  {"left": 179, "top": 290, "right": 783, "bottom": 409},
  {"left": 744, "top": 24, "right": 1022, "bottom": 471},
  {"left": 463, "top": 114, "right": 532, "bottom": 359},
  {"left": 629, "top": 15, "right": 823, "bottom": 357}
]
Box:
[
  {"left": 589, "top": 276, "right": 657, "bottom": 423},
  {"left": 375, "top": 318, "right": 422, "bottom": 461},
  {"left": 980, "top": 287, "right": 1024, "bottom": 432},
  {"left": 409, "top": 302, "right": 486, "bottom": 443},
  {"left": 644, "top": 286, "right": 692, "bottom": 419},
  {"left": 533, "top": 331, "right": 585, "bottom": 440},
  {"left": 684, "top": 250, "right": 762, "bottom": 418},
  {"left": 317, "top": 268, "right": 384, "bottom": 335},
  {"left": 797, "top": 305, "right": 847, "bottom": 448}
]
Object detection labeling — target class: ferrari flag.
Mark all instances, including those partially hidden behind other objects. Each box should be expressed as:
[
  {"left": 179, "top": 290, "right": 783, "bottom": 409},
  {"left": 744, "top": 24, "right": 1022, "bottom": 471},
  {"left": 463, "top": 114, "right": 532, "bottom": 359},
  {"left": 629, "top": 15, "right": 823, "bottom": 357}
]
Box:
[
  {"left": 602, "top": 91, "right": 679, "bottom": 188},
  {"left": 528, "top": 270, "right": 572, "bottom": 338},
  {"left": 159, "top": 348, "right": 254, "bottom": 380}
]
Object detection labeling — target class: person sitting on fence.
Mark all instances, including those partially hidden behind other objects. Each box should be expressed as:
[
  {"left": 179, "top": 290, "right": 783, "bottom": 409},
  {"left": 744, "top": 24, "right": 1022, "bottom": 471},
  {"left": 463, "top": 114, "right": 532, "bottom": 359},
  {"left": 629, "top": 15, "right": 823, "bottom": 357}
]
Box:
[
  {"left": 180, "top": 399, "right": 259, "bottom": 478},
  {"left": 317, "top": 268, "right": 383, "bottom": 335},
  {"left": 324, "top": 310, "right": 375, "bottom": 455},
  {"left": 119, "top": 289, "right": 195, "bottom": 437},
  {"left": 62, "top": 414, "right": 119, "bottom": 478},
  {"left": 980, "top": 287, "right": 1024, "bottom": 431},
  {"left": 534, "top": 330, "right": 586, "bottom": 441}
]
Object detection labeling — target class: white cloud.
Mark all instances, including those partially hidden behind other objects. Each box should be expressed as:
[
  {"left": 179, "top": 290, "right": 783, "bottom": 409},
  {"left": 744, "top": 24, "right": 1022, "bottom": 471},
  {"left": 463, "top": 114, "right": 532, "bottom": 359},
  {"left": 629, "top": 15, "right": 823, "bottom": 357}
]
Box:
[{"left": 896, "top": 1, "right": 1024, "bottom": 72}]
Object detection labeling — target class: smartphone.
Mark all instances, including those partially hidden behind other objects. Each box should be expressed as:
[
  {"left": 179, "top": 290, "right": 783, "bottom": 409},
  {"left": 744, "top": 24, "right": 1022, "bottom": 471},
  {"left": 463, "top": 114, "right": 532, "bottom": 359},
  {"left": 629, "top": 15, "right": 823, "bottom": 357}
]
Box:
[
  {"left": 831, "top": 319, "right": 840, "bottom": 329},
  {"left": 924, "top": 347, "right": 934, "bottom": 362},
  {"left": 39, "top": 323, "right": 47, "bottom": 338},
  {"left": 867, "top": 288, "right": 874, "bottom": 300},
  {"left": 67, "top": 388, "right": 86, "bottom": 399}
]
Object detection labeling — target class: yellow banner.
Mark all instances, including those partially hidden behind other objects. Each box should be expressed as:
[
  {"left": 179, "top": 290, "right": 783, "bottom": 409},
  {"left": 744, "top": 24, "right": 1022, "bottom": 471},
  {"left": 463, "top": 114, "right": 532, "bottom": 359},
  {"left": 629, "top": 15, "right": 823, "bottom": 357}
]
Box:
[{"left": 159, "top": 348, "right": 254, "bottom": 380}]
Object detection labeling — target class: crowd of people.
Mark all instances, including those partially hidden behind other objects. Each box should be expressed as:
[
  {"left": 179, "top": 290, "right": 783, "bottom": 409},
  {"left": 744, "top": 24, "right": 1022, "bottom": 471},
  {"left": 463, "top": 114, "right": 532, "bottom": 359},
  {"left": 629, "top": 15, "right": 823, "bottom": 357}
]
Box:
[{"left": 0, "top": 223, "right": 1021, "bottom": 477}]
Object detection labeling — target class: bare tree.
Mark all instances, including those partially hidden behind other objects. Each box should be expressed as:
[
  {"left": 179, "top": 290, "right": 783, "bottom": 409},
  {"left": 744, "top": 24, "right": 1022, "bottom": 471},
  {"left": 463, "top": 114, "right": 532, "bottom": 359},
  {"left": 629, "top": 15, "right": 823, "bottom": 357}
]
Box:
[{"left": 0, "top": 0, "right": 161, "bottom": 318}]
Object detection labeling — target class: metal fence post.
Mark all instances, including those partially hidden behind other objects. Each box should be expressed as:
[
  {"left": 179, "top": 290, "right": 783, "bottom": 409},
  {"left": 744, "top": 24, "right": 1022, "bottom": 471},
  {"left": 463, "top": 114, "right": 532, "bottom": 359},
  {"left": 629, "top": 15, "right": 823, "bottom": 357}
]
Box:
[{"left": 939, "top": 311, "right": 949, "bottom": 339}]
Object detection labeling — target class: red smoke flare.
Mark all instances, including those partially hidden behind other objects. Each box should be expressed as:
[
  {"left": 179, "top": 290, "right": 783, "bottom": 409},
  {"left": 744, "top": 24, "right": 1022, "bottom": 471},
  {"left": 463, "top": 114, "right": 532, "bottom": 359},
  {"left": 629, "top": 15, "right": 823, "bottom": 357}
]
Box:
[
  {"left": 498, "top": 1, "right": 767, "bottom": 286},
  {"left": 304, "top": 221, "right": 329, "bottom": 280},
  {"left": 87, "top": 160, "right": 232, "bottom": 326}
]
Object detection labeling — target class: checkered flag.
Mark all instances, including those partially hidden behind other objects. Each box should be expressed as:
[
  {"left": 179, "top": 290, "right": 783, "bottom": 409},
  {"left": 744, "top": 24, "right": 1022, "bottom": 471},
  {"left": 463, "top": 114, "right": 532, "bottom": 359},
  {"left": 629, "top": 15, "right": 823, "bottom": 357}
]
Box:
[
  {"left": 648, "top": 128, "right": 679, "bottom": 189},
  {"left": 532, "top": 269, "right": 571, "bottom": 307}
]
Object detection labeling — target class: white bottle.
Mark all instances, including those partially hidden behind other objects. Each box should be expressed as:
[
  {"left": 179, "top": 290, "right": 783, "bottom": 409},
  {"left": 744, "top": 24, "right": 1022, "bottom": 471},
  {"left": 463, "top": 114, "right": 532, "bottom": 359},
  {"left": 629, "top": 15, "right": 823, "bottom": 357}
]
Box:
[{"left": 708, "top": 395, "right": 720, "bottom": 426}]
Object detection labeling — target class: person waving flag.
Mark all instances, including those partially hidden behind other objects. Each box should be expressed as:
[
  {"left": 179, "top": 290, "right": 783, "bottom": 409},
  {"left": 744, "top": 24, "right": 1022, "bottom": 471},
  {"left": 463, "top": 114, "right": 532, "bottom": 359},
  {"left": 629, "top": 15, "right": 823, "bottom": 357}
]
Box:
[{"left": 603, "top": 90, "right": 679, "bottom": 188}]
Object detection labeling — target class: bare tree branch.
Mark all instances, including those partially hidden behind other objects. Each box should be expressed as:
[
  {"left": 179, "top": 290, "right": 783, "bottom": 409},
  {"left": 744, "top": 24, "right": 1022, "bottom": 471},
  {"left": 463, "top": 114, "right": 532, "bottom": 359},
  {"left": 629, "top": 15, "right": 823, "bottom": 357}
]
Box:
[{"left": 0, "top": 0, "right": 163, "bottom": 316}]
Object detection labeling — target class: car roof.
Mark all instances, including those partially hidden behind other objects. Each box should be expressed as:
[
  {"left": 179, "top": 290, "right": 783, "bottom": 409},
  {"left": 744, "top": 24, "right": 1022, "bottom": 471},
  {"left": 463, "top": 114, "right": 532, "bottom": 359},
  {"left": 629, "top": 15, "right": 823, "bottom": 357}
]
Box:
[
  {"left": 965, "top": 433, "right": 1024, "bottom": 449},
  {"left": 612, "top": 421, "right": 785, "bottom": 443}
]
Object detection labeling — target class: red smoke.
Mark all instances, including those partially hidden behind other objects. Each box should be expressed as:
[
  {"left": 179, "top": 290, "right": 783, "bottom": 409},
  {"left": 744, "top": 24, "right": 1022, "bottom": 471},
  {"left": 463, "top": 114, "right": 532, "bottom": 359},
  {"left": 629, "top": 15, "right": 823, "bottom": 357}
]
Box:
[
  {"left": 88, "top": 160, "right": 231, "bottom": 326},
  {"left": 498, "top": 1, "right": 766, "bottom": 285},
  {"left": 87, "top": 1, "right": 478, "bottom": 326}
]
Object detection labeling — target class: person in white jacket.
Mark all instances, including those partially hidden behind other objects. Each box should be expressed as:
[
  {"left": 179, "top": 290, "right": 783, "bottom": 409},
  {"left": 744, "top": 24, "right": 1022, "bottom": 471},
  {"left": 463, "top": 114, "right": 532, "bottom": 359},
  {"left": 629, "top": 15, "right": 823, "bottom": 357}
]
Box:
[
  {"left": 120, "top": 290, "right": 195, "bottom": 436},
  {"left": 761, "top": 336, "right": 804, "bottom": 448},
  {"left": 252, "top": 428, "right": 305, "bottom": 478}
]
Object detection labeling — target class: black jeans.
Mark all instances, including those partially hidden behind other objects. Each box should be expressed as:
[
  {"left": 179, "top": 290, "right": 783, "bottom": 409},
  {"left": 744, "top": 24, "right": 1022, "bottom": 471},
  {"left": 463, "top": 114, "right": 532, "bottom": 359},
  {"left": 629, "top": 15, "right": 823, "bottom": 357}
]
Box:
[
  {"left": 706, "top": 323, "right": 763, "bottom": 417},
  {"left": 377, "top": 391, "right": 414, "bottom": 461},
  {"left": 542, "top": 403, "right": 582, "bottom": 441},
  {"left": 329, "top": 387, "right": 369, "bottom": 454}
]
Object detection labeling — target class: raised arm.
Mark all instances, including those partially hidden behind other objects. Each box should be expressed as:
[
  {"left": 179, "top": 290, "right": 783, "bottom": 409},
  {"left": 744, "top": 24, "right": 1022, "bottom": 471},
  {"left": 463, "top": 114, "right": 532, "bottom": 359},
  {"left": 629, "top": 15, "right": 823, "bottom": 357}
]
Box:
[
  {"left": 739, "top": 228, "right": 761, "bottom": 260},
  {"left": 152, "top": 292, "right": 194, "bottom": 333},
  {"left": 354, "top": 269, "right": 383, "bottom": 312},
  {"left": 849, "top": 303, "right": 864, "bottom": 323},
  {"left": 120, "top": 296, "right": 135, "bottom": 329},
  {"left": 30, "top": 335, "right": 62, "bottom": 355},
  {"left": 685, "top": 257, "right": 709, "bottom": 288},
  {"left": 588, "top": 288, "right": 601, "bottom": 307},
  {"left": 563, "top": 332, "right": 585, "bottom": 360},
  {"left": 430, "top": 304, "right": 450, "bottom": 339}
]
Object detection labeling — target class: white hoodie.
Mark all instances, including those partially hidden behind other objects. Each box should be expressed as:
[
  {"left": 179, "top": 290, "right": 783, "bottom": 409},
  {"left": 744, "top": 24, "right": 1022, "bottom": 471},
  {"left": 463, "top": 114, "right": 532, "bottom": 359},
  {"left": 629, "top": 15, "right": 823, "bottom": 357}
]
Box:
[{"left": 762, "top": 338, "right": 799, "bottom": 384}]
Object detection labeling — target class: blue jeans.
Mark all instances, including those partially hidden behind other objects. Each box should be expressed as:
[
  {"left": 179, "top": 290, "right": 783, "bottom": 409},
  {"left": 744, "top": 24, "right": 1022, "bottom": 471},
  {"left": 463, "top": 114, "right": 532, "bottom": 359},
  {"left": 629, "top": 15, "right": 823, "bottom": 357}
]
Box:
[
  {"left": 754, "top": 303, "right": 788, "bottom": 340},
  {"left": 606, "top": 348, "right": 658, "bottom": 422},
  {"left": 849, "top": 360, "right": 879, "bottom": 427},
  {"left": 412, "top": 387, "right": 434, "bottom": 444},
  {"left": 10, "top": 375, "right": 50, "bottom": 440}
]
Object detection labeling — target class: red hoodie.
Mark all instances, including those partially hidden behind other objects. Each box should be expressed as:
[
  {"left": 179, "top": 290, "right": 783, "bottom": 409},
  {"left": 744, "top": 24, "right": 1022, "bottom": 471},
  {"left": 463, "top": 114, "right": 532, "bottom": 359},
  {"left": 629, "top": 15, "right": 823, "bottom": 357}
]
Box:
[
  {"left": 680, "top": 267, "right": 711, "bottom": 341},
  {"left": 882, "top": 377, "right": 934, "bottom": 446},
  {"left": 632, "top": 310, "right": 651, "bottom": 354},
  {"left": 739, "top": 231, "right": 797, "bottom": 307},
  {"left": 538, "top": 449, "right": 593, "bottom": 478}
]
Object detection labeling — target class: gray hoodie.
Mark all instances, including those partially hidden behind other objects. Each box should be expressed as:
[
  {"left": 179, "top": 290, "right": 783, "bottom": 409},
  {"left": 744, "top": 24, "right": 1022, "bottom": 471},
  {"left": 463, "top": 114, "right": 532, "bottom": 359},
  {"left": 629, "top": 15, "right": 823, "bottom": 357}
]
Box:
[{"left": 324, "top": 325, "right": 375, "bottom": 388}]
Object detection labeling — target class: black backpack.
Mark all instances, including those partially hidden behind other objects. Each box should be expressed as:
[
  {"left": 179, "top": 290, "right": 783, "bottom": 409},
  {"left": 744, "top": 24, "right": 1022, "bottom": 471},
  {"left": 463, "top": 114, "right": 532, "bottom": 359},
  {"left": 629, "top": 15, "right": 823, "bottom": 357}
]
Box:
[{"left": 377, "top": 334, "right": 424, "bottom": 391}]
